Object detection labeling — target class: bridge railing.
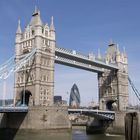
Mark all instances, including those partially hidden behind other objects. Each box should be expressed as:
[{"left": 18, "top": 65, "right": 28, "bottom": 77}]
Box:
[{"left": 0, "top": 106, "right": 28, "bottom": 113}]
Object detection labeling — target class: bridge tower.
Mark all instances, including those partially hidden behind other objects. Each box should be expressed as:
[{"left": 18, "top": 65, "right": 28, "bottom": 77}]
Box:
[
  {"left": 98, "top": 41, "right": 128, "bottom": 111},
  {"left": 14, "top": 7, "right": 56, "bottom": 106}
]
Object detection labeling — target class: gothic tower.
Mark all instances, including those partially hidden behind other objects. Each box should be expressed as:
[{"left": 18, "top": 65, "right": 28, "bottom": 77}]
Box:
[
  {"left": 98, "top": 41, "right": 128, "bottom": 111},
  {"left": 14, "top": 7, "right": 56, "bottom": 106}
]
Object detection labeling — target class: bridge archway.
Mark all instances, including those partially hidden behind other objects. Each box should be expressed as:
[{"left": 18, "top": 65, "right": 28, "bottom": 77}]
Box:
[
  {"left": 20, "top": 90, "right": 32, "bottom": 106},
  {"left": 106, "top": 100, "right": 115, "bottom": 111}
]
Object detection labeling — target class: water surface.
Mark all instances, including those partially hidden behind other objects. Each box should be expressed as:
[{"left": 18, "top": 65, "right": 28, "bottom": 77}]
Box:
[{"left": 1, "top": 129, "right": 125, "bottom": 140}]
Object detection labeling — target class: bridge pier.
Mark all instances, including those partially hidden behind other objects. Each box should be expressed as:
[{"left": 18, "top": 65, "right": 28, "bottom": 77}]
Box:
[
  {"left": 0, "top": 106, "right": 71, "bottom": 139},
  {"left": 106, "top": 111, "right": 126, "bottom": 134},
  {"left": 85, "top": 111, "right": 127, "bottom": 135},
  {"left": 125, "top": 112, "right": 140, "bottom": 140},
  {"left": 86, "top": 117, "right": 105, "bottom": 134}
]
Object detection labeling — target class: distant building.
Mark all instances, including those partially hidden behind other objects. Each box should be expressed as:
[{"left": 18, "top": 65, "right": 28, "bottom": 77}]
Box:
[
  {"left": 54, "top": 96, "right": 62, "bottom": 105},
  {"left": 88, "top": 100, "right": 99, "bottom": 109},
  {"left": 69, "top": 84, "right": 80, "bottom": 108},
  {"left": 62, "top": 100, "right": 67, "bottom": 106},
  {"left": 0, "top": 99, "right": 13, "bottom": 106}
]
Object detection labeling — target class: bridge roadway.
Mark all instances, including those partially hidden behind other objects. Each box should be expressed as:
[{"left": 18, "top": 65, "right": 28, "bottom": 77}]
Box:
[
  {"left": 68, "top": 108, "right": 115, "bottom": 121},
  {"left": 0, "top": 106, "right": 28, "bottom": 113},
  {"left": 0, "top": 106, "right": 115, "bottom": 121},
  {"left": 55, "top": 47, "right": 119, "bottom": 73}
]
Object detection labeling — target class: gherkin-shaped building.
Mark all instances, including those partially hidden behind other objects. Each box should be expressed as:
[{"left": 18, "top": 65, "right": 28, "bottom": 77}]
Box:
[{"left": 69, "top": 84, "right": 80, "bottom": 108}]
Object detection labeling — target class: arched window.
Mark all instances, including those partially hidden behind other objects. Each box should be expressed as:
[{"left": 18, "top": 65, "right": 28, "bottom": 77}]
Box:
[
  {"left": 23, "top": 49, "right": 29, "bottom": 54},
  {"left": 108, "top": 86, "right": 112, "bottom": 93},
  {"left": 45, "top": 30, "right": 48, "bottom": 37},
  {"left": 32, "top": 30, "right": 35, "bottom": 35}
]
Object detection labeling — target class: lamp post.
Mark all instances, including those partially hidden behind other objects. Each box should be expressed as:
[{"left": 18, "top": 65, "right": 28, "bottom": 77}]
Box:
[{"left": 21, "top": 63, "right": 26, "bottom": 107}]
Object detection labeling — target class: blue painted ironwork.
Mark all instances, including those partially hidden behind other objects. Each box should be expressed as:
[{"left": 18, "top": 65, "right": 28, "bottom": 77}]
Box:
[
  {"left": 68, "top": 108, "right": 115, "bottom": 120},
  {"left": 128, "top": 77, "right": 140, "bottom": 101},
  {"left": 0, "top": 106, "right": 28, "bottom": 113}
]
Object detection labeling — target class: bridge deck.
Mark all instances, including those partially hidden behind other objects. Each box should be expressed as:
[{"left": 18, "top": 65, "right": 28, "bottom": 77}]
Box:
[
  {"left": 0, "top": 106, "right": 28, "bottom": 113},
  {"left": 68, "top": 108, "right": 115, "bottom": 120}
]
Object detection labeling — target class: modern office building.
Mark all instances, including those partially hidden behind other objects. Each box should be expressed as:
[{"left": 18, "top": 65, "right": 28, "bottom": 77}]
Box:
[{"left": 69, "top": 84, "right": 80, "bottom": 108}]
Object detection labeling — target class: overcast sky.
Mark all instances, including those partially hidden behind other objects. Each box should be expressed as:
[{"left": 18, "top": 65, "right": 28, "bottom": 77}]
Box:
[{"left": 0, "top": 0, "right": 140, "bottom": 106}]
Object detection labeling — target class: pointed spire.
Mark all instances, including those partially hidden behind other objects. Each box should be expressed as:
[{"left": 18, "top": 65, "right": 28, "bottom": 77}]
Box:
[
  {"left": 123, "top": 46, "right": 127, "bottom": 57},
  {"left": 50, "top": 16, "right": 55, "bottom": 31},
  {"left": 16, "top": 19, "right": 22, "bottom": 34},
  {"left": 32, "top": 5, "right": 38, "bottom": 16},
  {"left": 35, "top": 5, "right": 37, "bottom": 12},
  {"left": 97, "top": 48, "right": 101, "bottom": 59},
  {"left": 30, "top": 6, "right": 43, "bottom": 26},
  {"left": 116, "top": 44, "right": 121, "bottom": 63},
  {"left": 109, "top": 39, "right": 115, "bottom": 46},
  {"left": 116, "top": 44, "right": 120, "bottom": 55}
]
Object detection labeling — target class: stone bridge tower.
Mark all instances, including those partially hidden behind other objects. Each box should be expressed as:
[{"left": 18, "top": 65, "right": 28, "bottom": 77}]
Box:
[
  {"left": 14, "top": 7, "right": 55, "bottom": 106},
  {"left": 98, "top": 41, "right": 128, "bottom": 111}
]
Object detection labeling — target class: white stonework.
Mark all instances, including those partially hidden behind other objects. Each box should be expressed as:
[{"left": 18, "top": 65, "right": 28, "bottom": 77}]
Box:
[
  {"left": 14, "top": 8, "right": 128, "bottom": 110},
  {"left": 14, "top": 7, "right": 55, "bottom": 106},
  {"left": 98, "top": 42, "right": 128, "bottom": 111}
]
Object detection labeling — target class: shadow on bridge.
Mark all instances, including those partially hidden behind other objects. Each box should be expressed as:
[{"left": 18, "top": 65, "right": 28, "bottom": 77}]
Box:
[
  {"left": 0, "top": 112, "right": 27, "bottom": 140},
  {"left": 0, "top": 89, "right": 32, "bottom": 139}
]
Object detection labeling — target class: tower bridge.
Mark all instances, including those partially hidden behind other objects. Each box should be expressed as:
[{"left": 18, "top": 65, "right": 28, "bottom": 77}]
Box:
[
  {"left": 0, "top": 7, "right": 139, "bottom": 134},
  {"left": 13, "top": 6, "right": 128, "bottom": 111},
  {"left": 0, "top": 7, "right": 129, "bottom": 110}
]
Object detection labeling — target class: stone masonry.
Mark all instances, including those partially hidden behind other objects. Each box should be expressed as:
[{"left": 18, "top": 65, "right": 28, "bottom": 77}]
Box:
[{"left": 14, "top": 7, "right": 55, "bottom": 106}]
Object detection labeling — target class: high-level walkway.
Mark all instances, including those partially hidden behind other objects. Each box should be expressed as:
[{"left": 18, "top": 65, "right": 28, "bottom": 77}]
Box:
[
  {"left": 55, "top": 47, "right": 118, "bottom": 73},
  {"left": 0, "top": 47, "right": 118, "bottom": 80}
]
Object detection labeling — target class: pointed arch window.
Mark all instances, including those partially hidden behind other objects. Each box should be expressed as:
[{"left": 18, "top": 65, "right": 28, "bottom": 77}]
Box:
[
  {"left": 45, "top": 30, "right": 48, "bottom": 37},
  {"left": 32, "top": 30, "right": 35, "bottom": 35}
]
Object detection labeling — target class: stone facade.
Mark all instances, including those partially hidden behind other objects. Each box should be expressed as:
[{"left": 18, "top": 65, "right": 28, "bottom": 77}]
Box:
[
  {"left": 14, "top": 8, "right": 128, "bottom": 111},
  {"left": 0, "top": 106, "right": 71, "bottom": 130},
  {"left": 98, "top": 42, "right": 128, "bottom": 111},
  {"left": 14, "top": 7, "right": 55, "bottom": 106}
]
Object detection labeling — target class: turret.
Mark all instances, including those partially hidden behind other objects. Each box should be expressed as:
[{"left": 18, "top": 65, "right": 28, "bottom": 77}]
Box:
[
  {"left": 30, "top": 6, "right": 43, "bottom": 27},
  {"left": 15, "top": 20, "right": 22, "bottom": 57},
  {"left": 15, "top": 20, "right": 22, "bottom": 43},
  {"left": 116, "top": 44, "right": 121, "bottom": 63},
  {"left": 123, "top": 47, "right": 128, "bottom": 64},
  {"left": 106, "top": 40, "right": 116, "bottom": 63},
  {"left": 30, "top": 6, "right": 43, "bottom": 50},
  {"left": 97, "top": 48, "right": 102, "bottom": 60},
  {"left": 50, "top": 16, "right": 55, "bottom": 40}
]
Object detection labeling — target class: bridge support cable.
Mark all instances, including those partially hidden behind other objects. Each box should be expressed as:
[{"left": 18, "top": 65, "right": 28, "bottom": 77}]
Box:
[
  {"left": 22, "top": 64, "right": 26, "bottom": 106},
  {"left": 0, "top": 48, "right": 36, "bottom": 80},
  {"left": 128, "top": 77, "right": 140, "bottom": 102},
  {"left": 0, "top": 48, "right": 36, "bottom": 109},
  {"left": 2, "top": 80, "right": 6, "bottom": 106}
]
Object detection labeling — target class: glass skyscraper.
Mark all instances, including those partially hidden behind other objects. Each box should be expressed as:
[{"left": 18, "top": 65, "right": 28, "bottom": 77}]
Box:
[{"left": 69, "top": 84, "right": 80, "bottom": 108}]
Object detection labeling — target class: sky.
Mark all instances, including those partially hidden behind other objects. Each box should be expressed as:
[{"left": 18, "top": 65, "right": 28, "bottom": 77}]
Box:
[{"left": 0, "top": 0, "right": 140, "bottom": 106}]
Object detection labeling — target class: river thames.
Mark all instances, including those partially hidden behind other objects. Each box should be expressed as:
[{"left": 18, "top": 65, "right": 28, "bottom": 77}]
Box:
[{"left": 4, "top": 129, "right": 125, "bottom": 140}]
